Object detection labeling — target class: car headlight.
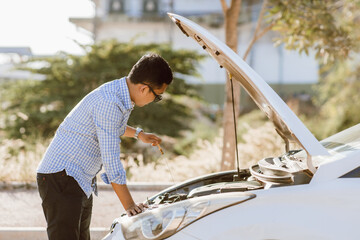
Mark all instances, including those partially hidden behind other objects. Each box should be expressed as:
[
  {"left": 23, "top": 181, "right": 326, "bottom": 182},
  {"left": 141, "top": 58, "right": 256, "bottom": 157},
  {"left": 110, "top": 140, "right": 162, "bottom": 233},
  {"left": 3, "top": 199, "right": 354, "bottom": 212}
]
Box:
[{"left": 118, "top": 192, "right": 255, "bottom": 240}]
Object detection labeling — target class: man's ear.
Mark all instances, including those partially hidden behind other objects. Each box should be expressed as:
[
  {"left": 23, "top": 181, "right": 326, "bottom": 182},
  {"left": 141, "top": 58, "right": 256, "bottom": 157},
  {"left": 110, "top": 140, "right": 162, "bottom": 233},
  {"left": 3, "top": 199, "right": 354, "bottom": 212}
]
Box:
[
  {"left": 138, "top": 84, "right": 146, "bottom": 94},
  {"left": 140, "top": 84, "right": 150, "bottom": 94}
]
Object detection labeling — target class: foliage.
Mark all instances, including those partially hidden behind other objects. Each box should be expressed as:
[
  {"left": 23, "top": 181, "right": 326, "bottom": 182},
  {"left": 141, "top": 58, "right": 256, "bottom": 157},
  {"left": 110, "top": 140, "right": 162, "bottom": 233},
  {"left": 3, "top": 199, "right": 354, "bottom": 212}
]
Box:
[
  {"left": 267, "top": 0, "right": 356, "bottom": 64},
  {"left": 308, "top": 1, "right": 360, "bottom": 138},
  {"left": 0, "top": 80, "right": 48, "bottom": 139},
  {"left": 264, "top": 0, "right": 360, "bottom": 138},
  {"left": 219, "top": 0, "right": 358, "bottom": 170},
  {"left": 126, "top": 118, "right": 283, "bottom": 182},
  {"left": 171, "top": 96, "right": 220, "bottom": 156},
  {"left": 128, "top": 97, "right": 192, "bottom": 138},
  {"left": 122, "top": 96, "right": 220, "bottom": 160},
  {"left": 0, "top": 137, "right": 50, "bottom": 182},
  {"left": 0, "top": 40, "right": 205, "bottom": 139},
  {"left": 312, "top": 61, "right": 360, "bottom": 138}
]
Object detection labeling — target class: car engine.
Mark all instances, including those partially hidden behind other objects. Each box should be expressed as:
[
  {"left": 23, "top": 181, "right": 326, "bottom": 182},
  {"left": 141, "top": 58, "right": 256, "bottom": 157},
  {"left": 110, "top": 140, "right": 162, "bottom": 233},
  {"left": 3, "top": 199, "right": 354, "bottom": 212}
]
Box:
[{"left": 147, "top": 150, "right": 311, "bottom": 205}]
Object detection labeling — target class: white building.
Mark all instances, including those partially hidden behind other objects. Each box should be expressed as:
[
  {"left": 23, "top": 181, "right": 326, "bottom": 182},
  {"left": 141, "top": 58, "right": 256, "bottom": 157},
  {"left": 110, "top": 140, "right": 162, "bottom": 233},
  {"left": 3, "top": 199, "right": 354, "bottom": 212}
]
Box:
[
  {"left": 70, "top": 0, "right": 318, "bottom": 86},
  {"left": 0, "top": 47, "right": 45, "bottom": 81}
]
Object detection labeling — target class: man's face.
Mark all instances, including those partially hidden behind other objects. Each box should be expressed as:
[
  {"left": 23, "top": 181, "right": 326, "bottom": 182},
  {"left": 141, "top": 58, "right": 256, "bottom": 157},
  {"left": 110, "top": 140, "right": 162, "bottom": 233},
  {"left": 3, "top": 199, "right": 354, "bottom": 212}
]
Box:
[{"left": 136, "top": 83, "right": 168, "bottom": 107}]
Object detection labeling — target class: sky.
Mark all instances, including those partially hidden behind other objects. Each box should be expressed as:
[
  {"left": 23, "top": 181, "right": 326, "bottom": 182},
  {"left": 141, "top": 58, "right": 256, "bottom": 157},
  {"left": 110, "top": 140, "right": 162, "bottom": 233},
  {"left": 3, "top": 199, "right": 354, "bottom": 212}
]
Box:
[{"left": 0, "top": 0, "right": 95, "bottom": 55}]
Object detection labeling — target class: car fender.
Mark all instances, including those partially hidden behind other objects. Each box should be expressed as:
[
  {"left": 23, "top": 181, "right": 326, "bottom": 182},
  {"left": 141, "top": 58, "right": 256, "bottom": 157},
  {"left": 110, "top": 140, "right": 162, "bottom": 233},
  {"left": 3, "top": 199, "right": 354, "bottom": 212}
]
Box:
[{"left": 170, "top": 179, "right": 360, "bottom": 240}]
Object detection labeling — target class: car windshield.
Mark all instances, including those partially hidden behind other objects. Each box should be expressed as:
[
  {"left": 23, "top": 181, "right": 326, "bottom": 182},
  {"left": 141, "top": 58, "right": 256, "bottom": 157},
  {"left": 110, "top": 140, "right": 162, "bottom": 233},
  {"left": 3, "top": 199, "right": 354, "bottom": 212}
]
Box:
[
  {"left": 292, "top": 123, "right": 360, "bottom": 165},
  {"left": 320, "top": 123, "right": 360, "bottom": 154}
]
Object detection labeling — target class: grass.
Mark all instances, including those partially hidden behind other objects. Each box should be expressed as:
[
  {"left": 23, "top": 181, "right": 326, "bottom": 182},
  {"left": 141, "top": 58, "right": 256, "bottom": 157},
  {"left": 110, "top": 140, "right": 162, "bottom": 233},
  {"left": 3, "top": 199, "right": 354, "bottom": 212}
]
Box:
[
  {"left": 0, "top": 138, "right": 50, "bottom": 182},
  {"left": 126, "top": 119, "right": 284, "bottom": 182},
  {"left": 0, "top": 110, "right": 287, "bottom": 183}
]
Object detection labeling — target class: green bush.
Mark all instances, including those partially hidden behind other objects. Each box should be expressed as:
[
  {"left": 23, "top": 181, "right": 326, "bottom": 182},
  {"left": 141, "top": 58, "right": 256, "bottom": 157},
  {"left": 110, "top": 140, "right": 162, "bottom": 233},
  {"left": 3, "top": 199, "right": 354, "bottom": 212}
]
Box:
[
  {"left": 312, "top": 61, "right": 360, "bottom": 139},
  {"left": 0, "top": 40, "right": 205, "bottom": 139}
]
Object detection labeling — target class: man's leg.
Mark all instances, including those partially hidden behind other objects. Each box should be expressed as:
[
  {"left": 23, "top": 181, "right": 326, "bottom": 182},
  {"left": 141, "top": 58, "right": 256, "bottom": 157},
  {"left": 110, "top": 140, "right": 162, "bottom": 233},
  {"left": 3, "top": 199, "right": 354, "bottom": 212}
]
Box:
[
  {"left": 37, "top": 170, "right": 92, "bottom": 240},
  {"left": 79, "top": 195, "right": 93, "bottom": 240}
]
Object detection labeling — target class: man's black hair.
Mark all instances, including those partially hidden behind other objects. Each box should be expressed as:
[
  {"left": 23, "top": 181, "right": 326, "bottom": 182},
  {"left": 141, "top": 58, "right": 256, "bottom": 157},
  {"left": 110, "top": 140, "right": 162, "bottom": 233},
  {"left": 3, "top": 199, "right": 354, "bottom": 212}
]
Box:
[{"left": 128, "top": 53, "right": 173, "bottom": 89}]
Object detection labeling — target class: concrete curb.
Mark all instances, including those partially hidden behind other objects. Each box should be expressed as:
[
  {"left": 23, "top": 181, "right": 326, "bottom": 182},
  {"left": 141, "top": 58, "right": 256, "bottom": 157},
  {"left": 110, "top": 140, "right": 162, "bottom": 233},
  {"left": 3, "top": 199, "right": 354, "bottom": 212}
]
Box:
[
  {"left": 0, "top": 181, "right": 175, "bottom": 191},
  {"left": 0, "top": 227, "right": 108, "bottom": 240}
]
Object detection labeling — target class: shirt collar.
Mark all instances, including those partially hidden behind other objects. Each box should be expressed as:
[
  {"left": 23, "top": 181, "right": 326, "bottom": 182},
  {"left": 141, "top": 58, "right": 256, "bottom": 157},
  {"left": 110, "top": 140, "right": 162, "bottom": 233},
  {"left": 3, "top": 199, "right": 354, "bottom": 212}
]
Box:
[{"left": 119, "top": 77, "right": 134, "bottom": 111}]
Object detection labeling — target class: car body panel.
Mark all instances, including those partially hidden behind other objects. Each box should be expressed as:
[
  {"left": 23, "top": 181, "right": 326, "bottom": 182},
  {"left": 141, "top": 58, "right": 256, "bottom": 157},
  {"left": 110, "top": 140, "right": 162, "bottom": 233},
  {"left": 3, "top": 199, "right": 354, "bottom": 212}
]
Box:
[
  {"left": 170, "top": 178, "right": 360, "bottom": 240},
  {"left": 103, "top": 226, "right": 125, "bottom": 240},
  {"left": 167, "top": 13, "right": 329, "bottom": 167},
  {"left": 310, "top": 123, "right": 360, "bottom": 181},
  {"left": 311, "top": 151, "right": 360, "bottom": 184}
]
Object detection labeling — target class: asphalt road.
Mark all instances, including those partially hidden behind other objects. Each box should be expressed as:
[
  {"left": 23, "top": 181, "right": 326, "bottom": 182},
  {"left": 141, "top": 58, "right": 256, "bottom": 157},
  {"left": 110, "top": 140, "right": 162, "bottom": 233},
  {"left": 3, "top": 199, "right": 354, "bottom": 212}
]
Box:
[{"left": 0, "top": 187, "right": 159, "bottom": 229}]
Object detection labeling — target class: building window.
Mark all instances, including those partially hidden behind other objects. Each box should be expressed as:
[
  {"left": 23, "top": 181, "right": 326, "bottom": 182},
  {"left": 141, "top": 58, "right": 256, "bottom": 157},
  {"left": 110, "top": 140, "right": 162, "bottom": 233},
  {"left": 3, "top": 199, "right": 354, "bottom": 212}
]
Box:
[
  {"left": 109, "top": 0, "right": 125, "bottom": 13},
  {"left": 143, "top": 0, "right": 158, "bottom": 14}
]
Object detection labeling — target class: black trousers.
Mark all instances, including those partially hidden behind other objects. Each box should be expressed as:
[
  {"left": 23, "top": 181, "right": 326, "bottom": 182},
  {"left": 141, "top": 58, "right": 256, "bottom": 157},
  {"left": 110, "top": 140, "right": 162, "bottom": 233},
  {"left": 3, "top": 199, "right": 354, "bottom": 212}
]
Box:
[{"left": 37, "top": 170, "right": 93, "bottom": 240}]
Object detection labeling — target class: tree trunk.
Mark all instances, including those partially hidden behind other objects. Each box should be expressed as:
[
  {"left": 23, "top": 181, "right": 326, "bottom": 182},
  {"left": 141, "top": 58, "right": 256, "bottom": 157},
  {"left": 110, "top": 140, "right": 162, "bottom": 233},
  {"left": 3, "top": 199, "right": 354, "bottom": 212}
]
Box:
[{"left": 220, "top": 0, "right": 242, "bottom": 171}]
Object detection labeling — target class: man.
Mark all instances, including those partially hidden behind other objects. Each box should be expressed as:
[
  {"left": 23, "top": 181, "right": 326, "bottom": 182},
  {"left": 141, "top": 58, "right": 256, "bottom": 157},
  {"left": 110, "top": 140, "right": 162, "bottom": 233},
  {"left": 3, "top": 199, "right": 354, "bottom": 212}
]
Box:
[{"left": 36, "top": 53, "right": 173, "bottom": 240}]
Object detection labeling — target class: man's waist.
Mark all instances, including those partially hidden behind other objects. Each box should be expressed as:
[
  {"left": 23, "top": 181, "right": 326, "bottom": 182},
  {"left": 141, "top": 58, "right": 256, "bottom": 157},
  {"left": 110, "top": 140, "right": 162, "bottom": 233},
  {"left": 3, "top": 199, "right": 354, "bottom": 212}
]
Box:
[
  {"left": 38, "top": 165, "right": 99, "bottom": 198},
  {"left": 37, "top": 169, "right": 67, "bottom": 177}
]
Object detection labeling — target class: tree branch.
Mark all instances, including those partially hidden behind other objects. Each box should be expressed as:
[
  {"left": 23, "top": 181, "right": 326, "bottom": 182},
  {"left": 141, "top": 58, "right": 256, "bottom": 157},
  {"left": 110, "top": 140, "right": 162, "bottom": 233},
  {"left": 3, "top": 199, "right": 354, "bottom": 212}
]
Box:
[
  {"left": 254, "top": 0, "right": 268, "bottom": 38},
  {"left": 230, "top": 0, "right": 242, "bottom": 13},
  {"left": 220, "top": 0, "right": 228, "bottom": 14},
  {"left": 243, "top": 22, "right": 274, "bottom": 60},
  {"left": 243, "top": 0, "right": 270, "bottom": 60},
  {"left": 256, "top": 22, "right": 275, "bottom": 42}
]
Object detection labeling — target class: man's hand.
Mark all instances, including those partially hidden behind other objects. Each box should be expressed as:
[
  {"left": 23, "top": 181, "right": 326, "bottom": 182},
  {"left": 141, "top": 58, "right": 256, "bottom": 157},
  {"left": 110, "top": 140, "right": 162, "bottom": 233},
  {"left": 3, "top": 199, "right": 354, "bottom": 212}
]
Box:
[
  {"left": 126, "top": 202, "right": 149, "bottom": 217},
  {"left": 111, "top": 183, "right": 149, "bottom": 218},
  {"left": 138, "top": 132, "right": 161, "bottom": 146},
  {"left": 124, "top": 126, "right": 161, "bottom": 146}
]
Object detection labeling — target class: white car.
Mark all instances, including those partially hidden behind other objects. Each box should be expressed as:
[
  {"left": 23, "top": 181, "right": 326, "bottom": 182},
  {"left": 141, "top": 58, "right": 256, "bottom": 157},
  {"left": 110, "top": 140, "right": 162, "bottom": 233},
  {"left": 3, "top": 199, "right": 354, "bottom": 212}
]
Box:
[{"left": 102, "top": 13, "right": 360, "bottom": 240}]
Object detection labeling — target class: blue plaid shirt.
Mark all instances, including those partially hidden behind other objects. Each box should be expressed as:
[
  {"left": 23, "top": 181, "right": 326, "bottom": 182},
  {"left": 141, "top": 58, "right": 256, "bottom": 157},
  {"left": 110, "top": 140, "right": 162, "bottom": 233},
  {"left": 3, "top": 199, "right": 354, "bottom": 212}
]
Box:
[{"left": 37, "top": 77, "right": 134, "bottom": 198}]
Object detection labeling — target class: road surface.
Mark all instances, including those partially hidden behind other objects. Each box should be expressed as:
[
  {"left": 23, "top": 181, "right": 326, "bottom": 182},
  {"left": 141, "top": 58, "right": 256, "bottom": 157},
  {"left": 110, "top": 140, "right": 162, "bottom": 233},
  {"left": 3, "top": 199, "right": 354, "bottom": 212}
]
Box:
[{"left": 0, "top": 185, "right": 160, "bottom": 229}]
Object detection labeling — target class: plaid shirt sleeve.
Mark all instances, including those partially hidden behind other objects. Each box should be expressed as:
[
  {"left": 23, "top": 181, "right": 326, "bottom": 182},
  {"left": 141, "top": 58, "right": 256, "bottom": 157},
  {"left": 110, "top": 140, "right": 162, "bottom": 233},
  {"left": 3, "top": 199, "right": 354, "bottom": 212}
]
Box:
[{"left": 93, "top": 99, "right": 127, "bottom": 185}]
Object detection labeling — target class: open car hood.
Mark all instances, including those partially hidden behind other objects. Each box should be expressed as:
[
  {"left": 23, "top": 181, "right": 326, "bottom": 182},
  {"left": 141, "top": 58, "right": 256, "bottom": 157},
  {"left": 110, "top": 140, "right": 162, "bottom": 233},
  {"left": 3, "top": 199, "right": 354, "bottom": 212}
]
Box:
[{"left": 168, "top": 13, "right": 329, "bottom": 172}]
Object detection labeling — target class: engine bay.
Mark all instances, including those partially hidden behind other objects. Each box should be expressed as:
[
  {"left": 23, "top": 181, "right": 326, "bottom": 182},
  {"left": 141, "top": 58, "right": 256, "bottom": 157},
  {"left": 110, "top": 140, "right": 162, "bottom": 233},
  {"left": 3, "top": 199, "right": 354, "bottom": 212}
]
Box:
[{"left": 147, "top": 150, "right": 312, "bottom": 205}]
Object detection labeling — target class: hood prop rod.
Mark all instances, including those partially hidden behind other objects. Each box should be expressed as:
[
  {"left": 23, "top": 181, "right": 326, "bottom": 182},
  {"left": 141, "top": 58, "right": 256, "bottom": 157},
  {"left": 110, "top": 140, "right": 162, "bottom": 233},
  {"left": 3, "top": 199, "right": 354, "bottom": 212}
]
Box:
[
  {"left": 229, "top": 72, "right": 242, "bottom": 180},
  {"left": 275, "top": 128, "right": 290, "bottom": 153}
]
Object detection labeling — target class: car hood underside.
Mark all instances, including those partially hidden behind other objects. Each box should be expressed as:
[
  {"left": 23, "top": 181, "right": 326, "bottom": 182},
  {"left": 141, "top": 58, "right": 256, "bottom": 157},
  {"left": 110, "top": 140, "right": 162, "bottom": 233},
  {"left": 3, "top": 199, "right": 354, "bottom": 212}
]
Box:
[{"left": 168, "top": 13, "right": 329, "bottom": 172}]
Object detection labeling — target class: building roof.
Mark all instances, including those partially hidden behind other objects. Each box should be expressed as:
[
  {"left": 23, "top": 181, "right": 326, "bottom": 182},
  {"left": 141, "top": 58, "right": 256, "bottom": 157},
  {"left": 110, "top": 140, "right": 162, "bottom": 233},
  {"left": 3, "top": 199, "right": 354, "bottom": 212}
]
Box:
[{"left": 0, "top": 47, "right": 33, "bottom": 56}]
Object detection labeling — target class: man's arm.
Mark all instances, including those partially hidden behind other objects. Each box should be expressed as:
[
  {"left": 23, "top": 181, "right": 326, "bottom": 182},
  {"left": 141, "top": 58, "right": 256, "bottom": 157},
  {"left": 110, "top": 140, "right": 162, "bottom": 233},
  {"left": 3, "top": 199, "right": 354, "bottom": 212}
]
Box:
[
  {"left": 123, "top": 125, "right": 137, "bottom": 138},
  {"left": 111, "top": 183, "right": 147, "bottom": 216},
  {"left": 93, "top": 102, "right": 142, "bottom": 215},
  {"left": 124, "top": 125, "right": 162, "bottom": 146}
]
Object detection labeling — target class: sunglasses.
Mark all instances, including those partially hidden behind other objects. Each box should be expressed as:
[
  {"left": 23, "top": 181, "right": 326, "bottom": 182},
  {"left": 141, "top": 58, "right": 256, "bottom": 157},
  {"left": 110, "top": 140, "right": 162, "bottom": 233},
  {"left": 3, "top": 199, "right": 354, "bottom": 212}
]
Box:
[{"left": 143, "top": 83, "right": 163, "bottom": 102}]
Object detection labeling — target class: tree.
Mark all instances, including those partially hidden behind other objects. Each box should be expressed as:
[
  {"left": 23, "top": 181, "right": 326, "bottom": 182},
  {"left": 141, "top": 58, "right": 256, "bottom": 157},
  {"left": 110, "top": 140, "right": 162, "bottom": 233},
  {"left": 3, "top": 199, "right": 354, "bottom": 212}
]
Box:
[
  {"left": 267, "top": 0, "right": 353, "bottom": 64},
  {"left": 313, "top": 0, "right": 360, "bottom": 138},
  {"left": 314, "top": 62, "right": 360, "bottom": 138},
  {"left": 219, "top": 0, "right": 355, "bottom": 170},
  {"left": 0, "top": 40, "right": 205, "bottom": 139},
  {"left": 220, "top": 0, "right": 242, "bottom": 170}
]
